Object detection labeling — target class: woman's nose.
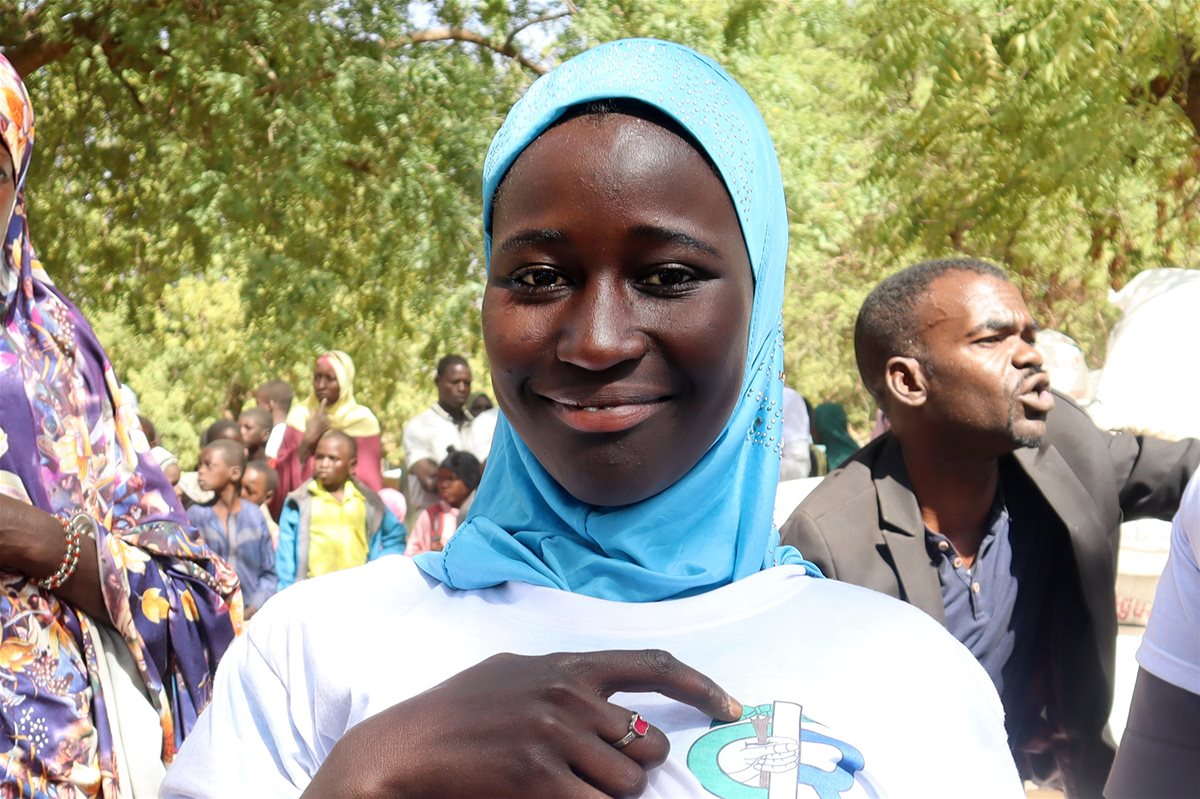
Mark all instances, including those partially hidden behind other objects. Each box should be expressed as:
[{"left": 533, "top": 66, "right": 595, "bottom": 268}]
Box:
[{"left": 555, "top": 280, "right": 645, "bottom": 371}]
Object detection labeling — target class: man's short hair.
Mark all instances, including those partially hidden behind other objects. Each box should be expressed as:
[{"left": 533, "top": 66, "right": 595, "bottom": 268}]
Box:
[
  {"left": 318, "top": 429, "right": 357, "bottom": 458},
  {"left": 257, "top": 379, "right": 294, "bottom": 411},
  {"left": 240, "top": 406, "right": 272, "bottom": 430},
  {"left": 204, "top": 438, "right": 247, "bottom": 471},
  {"left": 203, "top": 418, "right": 241, "bottom": 446},
  {"left": 435, "top": 354, "right": 469, "bottom": 378},
  {"left": 855, "top": 258, "right": 1010, "bottom": 400},
  {"left": 244, "top": 459, "right": 279, "bottom": 494}
]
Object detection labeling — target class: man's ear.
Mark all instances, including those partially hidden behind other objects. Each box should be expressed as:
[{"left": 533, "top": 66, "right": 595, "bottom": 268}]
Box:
[
  {"left": 883, "top": 356, "right": 928, "bottom": 409},
  {"left": 231, "top": 464, "right": 244, "bottom": 483}
]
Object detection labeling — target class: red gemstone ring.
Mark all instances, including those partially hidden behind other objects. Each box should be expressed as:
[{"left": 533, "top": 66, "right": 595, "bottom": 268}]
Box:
[{"left": 611, "top": 712, "right": 651, "bottom": 749}]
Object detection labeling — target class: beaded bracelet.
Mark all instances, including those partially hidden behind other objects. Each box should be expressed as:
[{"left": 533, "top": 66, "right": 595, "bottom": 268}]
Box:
[{"left": 38, "top": 514, "right": 87, "bottom": 591}]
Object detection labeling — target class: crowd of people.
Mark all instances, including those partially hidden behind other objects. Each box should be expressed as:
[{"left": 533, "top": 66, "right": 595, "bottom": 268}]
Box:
[
  {"left": 131, "top": 349, "right": 502, "bottom": 620},
  {"left": 0, "top": 33, "right": 1196, "bottom": 799}
]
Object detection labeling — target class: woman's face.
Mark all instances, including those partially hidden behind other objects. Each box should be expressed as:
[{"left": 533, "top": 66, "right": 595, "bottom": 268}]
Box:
[
  {"left": 313, "top": 359, "right": 341, "bottom": 405},
  {"left": 485, "top": 112, "right": 753, "bottom": 506}
]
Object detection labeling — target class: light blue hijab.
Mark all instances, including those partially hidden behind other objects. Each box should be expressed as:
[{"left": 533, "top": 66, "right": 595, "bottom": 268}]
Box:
[{"left": 416, "top": 38, "right": 819, "bottom": 601}]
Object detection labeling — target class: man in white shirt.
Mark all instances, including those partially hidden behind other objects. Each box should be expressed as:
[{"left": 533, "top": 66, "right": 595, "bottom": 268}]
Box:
[{"left": 401, "top": 355, "right": 479, "bottom": 512}]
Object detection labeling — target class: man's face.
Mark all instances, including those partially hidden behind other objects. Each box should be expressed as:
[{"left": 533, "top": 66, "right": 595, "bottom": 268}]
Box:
[
  {"left": 914, "top": 271, "right": 1054, "bottom": 454},
  {"left": 436, "top": 364, "right": 472, "bottom": 412},
  {"left": 241, "top": 467, "right": 272, "bottom": 506},
  {"left": 197, "top": 448, "right": 236, "bottom": 492},
  {"left": 313, "top": 436, "right": 355, "bottom": 490}
]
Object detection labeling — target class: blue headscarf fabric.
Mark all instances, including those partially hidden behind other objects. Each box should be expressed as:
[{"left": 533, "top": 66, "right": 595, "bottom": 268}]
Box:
[{"left": 416, "top": 38, "right": 820, "bottom": 601}]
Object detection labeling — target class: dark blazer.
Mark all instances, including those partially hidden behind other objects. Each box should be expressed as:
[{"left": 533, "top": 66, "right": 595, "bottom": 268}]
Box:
[{"left": 780, "top": 393, "right": 1200, "bottom": 797}]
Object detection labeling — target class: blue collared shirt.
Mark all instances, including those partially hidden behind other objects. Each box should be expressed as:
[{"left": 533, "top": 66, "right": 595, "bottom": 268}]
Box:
[
  {"left": 187, "top": 501, "right": 278, "bottom": 610},
  {"left": 927, "top": 480, "right": 1056, "bottom": 734}
]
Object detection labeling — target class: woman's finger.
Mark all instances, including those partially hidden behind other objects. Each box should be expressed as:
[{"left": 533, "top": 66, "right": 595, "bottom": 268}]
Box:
[
  {"left": 594, "top": 701, "right": 670, "bottom": 769},
  {"left": 557, "top": 649, "right": 742, "bottom": 722},
  {"left": 556, "top": 702, "right": 664, "bottom": 799}
]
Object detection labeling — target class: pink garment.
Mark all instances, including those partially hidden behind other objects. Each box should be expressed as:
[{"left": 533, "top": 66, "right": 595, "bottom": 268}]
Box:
[
  {"left": 377, "top": 488, "right": 407, "bottom": 525},
  {"left": 404, "top": 500, "right": 459, "bottom": 556}
]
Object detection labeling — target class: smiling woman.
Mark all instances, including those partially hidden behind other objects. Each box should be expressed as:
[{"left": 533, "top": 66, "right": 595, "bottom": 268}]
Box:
[
  {"left": 486, "top": 101, "right": 753, "bottom": 507},
  {"left": 162, "top": 39, "right": 1024, "bottom": 799}
]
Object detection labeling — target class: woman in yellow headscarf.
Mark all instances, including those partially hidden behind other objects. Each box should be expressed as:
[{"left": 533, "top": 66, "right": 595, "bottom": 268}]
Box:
[{"left": 273, "top": 351, "right": 384, "bottom": 510}]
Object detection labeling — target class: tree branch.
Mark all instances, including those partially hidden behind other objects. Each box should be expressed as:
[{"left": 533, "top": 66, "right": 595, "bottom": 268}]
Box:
[
  {"left": 386, "top": 27, "right": 551, "bottom": 75},
  {"left": 504, "top": 8, "right": 574, "bottom": 51},
  {"left": 3, "top": 14, "right": 127, "bottom": 77},
  {"left": 5, "top": 33, "right": 78, "bottom": 76}
]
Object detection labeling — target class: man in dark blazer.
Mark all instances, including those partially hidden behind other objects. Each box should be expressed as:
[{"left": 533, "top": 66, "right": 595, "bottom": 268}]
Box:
[{"left": 781, "top": 258, "right": 1200, "bottom": 798}]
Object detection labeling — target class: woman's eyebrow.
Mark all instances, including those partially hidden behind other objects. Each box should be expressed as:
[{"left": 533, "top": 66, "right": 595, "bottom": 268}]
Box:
[
  {"left": 630, "top": 224, "right": 719, "bottom": 255},
  {"left": 496, "top": 228, "right": 565, "bottom": 253}
]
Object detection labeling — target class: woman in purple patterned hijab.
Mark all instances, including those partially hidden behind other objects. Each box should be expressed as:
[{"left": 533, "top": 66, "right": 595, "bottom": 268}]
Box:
[{"left": 0, "top": 55, "right": 240, "bottom": 797}]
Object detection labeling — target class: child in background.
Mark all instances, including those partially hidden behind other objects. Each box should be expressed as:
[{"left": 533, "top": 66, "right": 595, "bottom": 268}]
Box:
[
  {"left": 178, "top": 418, "right": 245, "bottom": 506},
  {"left": 188, "top": 439, "right": 277, "bottom": 615},
  {"left": 241, "top": 459, "right": 281, "bottom": 548},
  {"left": 404, "top": 449, "right": 481, "bottom": 556},
  {"left": 276, "top": 430, "right": 406, "bottom": 589},
  {"left": 239, "top": 407, "right": 274, "bottom": 463}
]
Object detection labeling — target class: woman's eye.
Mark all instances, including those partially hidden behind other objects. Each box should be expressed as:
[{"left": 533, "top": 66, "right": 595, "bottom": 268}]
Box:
[
  {"left": 514, "top": 267, "right": 567, "bottom": 288},
  {"left": 642, "top": 267, "right": 696, "bottom": 288}
]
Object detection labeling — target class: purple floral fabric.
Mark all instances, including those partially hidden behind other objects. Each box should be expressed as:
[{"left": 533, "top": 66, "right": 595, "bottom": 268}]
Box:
[{"left": 0, "top": 56, "right": 240, "bottom": 797}]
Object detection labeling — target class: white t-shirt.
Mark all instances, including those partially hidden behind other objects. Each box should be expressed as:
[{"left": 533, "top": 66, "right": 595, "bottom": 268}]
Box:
[
  {"left": 401, "top": 405, "right": 479, "bottom": 467},
  {"left": 162, "top": 560, "right": 1021, "bottom": 799},
  {"left": 468, "top": 407, "right": 499, "bottom": 462},
  {"left": 264, "top": 422, "right": 286, "bottom": 460},
  {"left": 1137, "top": 470, "right": 1200, "bottom": 694}
]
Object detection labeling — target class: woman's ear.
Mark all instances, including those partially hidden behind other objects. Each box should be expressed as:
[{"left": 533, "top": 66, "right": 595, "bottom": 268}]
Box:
[{"left": 883, "top": 356, "right": 928, "bottom": 409}]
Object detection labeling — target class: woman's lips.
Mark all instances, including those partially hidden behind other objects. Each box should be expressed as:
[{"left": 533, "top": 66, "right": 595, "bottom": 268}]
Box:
[{"left": 544, "top": 396, "right": 669, "bottom": 434}]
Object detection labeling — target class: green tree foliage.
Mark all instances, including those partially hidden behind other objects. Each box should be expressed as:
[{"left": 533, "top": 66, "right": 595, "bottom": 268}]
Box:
[
  {"left": 853, "top": 0, "right": 1200, "bottom": 363},
  {"left": 2, "top": 0, "right": 563, "bottom": 458},
  {"left": 4, "top": 1, "right": 1199, "bottom": 447}
]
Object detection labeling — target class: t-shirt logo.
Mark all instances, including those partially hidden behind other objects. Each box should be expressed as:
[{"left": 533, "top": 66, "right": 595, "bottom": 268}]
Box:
[{"left": 686, "top": 701, "right": 866, "bottom": 798}]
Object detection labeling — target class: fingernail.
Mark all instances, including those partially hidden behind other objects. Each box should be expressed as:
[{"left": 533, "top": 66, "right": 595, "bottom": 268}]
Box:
[{"left": 726, "top": 698, "right": 744, "bottom": 720}]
